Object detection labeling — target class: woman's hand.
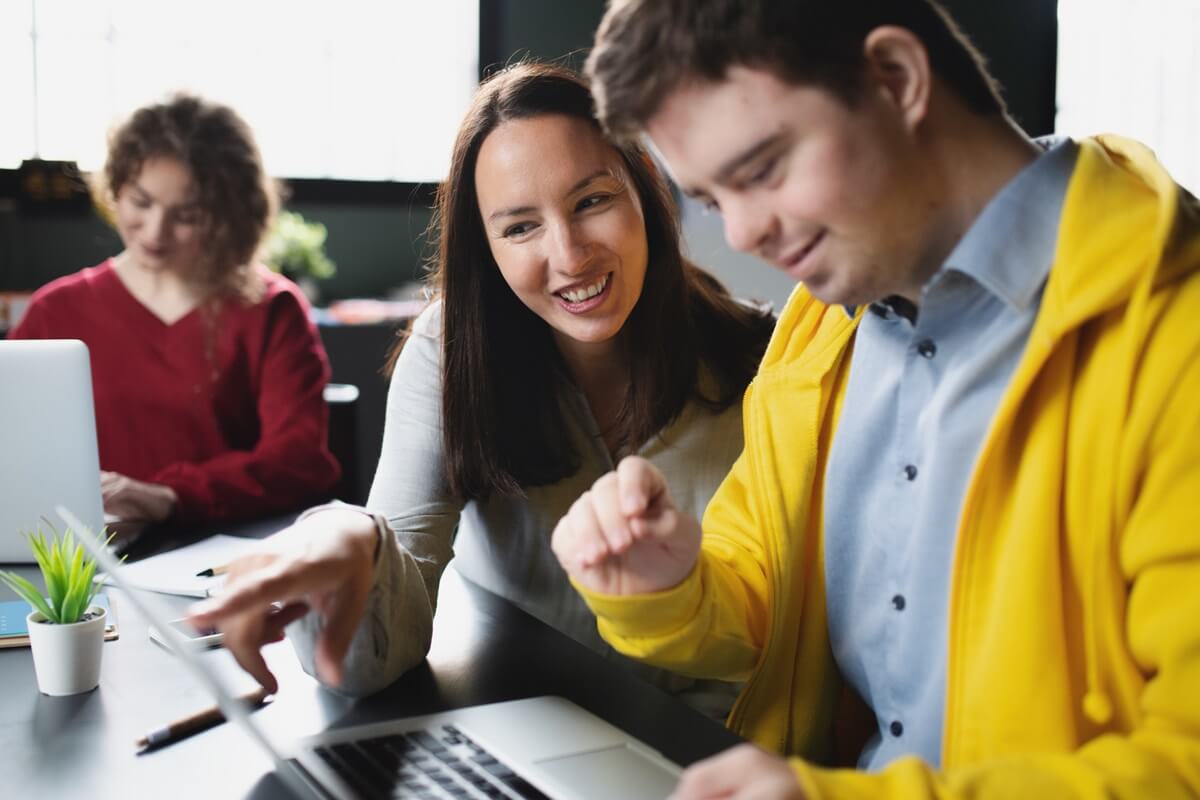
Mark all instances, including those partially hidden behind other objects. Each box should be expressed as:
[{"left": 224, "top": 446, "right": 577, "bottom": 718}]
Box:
[
  {"left": 101, "top": 471, "right": 177, "bottom": 523},
  {"left": 187, "top": 509, "right": 381, "bottom": 694},
  {"left": 671, "top": 744, "right": 807, "bottom": 800},
  {"left": 551, "top": 456, "right": 702, "bottom": 596}
]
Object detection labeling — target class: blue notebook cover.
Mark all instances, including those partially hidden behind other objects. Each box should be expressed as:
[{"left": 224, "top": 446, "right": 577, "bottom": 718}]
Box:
[{"left": 0, "top": 594, "right": 116, "bottom": 644}]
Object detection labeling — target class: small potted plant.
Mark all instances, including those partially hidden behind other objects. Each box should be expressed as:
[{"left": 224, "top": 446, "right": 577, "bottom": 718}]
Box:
[
  {"left": 263, "top": 209, "right": 337, "bottom": 304},
  {"left": 0, "top": 523, "right": 112, "bottom": 696}
]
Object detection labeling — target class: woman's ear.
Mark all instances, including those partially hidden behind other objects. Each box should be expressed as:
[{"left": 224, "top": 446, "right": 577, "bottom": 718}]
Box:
[{"left": 863, "top": 25, "right": 931, "bottom": 132}]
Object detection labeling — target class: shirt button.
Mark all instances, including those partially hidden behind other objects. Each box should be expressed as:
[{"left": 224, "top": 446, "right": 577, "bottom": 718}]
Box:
[
  {"left": 903, "top": 464, "right": 918, "bottom": 481},
  {"left": 892, "top": 594, "right": 906, "bottom": 611},
  {"left": 916, "top": 339, "right": 937, "bottom": 358},
  {"left": 890, "top": 720, "right": 904, "bottom": 737}
]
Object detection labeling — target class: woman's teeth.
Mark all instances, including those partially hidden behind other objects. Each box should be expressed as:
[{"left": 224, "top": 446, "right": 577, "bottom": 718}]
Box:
[{"left": 559, "top": 274, "right": 608, "bottom": 304}]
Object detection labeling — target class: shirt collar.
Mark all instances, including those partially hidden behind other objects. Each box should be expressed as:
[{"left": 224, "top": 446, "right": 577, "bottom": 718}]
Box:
[
  {"left": 841, "top": 137, "right": 1077, "bottom": 321},
  {"left": 936, "top": 136, "right": 1079, "bottom": 312}
]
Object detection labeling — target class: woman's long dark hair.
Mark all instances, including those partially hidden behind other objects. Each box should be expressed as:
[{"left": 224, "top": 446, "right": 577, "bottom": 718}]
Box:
[{"left": 393, "top": 63, "right": 774, "bottom": 501}]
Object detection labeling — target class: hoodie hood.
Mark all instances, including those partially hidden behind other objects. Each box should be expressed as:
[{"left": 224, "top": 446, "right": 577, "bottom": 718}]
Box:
[{"left": 1045, "top": 136, "right": 1200, "bottom": 337}]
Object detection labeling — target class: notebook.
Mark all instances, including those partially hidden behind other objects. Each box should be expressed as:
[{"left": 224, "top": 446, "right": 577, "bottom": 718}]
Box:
[
  {"left": 58, "top": 506, "right": 683, "bottom": 800},
  {"left": 0, "top": 593, "right": 119, "bottom": 649},
  {"left": 0, "top": 340, "right": 105, "bottom": 563}
]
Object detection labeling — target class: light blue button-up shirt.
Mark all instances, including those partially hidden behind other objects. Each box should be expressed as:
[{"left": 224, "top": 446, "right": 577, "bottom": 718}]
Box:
[{"left": 822, "top": 138, "right": 1079, "bottom": 770}]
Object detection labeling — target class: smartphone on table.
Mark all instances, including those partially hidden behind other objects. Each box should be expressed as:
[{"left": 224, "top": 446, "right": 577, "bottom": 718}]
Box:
[{"left": 148, "top": 618, "right": 225, "bottom": 651}]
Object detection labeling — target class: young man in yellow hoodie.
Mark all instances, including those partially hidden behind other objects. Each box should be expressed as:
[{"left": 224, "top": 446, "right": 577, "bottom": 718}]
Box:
[{"left": 551, "top": 1, "right": 1200, "bottom": 797}]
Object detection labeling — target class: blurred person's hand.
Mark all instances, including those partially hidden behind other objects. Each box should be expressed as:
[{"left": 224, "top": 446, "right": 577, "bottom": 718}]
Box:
[
  {"left": 187, "top": 509, "right": 379, "bottom": 693},
  {"left": 551, "top": 456, "right": 701, "bottom": 596},
  {"left": 670, "top": 744, "right": 807, "bottom": 800},
  {"left": 101, "top": 470, "right": 177, "bottom": 523}
]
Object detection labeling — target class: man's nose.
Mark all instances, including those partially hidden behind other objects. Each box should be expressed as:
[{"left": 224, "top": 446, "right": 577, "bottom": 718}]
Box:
[{"left": 721, "top": 195, "right": 773, "bottom": 255}]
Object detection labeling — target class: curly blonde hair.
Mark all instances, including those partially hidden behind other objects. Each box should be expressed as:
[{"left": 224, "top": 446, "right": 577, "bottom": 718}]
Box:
[{"left": 92, "top": 93, "right": 280, "bottom": 301}]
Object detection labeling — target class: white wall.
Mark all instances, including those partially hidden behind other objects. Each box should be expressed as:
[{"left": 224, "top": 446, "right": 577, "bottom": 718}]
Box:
[{"left": 1056, "top": 0, "right": 1200, "bottom": 195}]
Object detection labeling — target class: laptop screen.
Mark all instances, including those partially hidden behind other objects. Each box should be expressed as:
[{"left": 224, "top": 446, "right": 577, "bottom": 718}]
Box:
[{"left": 0, "top": 340, "right": 104, "bottom": 563}]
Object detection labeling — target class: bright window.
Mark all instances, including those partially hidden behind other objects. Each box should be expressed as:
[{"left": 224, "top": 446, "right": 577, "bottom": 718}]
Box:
[
  {"left": 1056, "top": 0, "right": 1200, "bottom": 194},
  {"left": 2, "top": 0, "right": 479, "bottom": 182}
]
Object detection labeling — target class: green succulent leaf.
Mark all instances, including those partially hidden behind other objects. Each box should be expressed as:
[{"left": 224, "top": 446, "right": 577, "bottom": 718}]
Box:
[
  {"left": 79, "top": 556, "right": 101, "bottom": 610},
  {"left": 5, "top": 522, "right": 111, "bottom": 624},
  {"left": 0, "top": 571, "right": 55, "bottom": 620}
]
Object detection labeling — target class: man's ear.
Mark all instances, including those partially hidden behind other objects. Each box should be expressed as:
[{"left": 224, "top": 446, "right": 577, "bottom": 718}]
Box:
[{"left": 863, "top": 26, "right": 931, "bottom": 131}]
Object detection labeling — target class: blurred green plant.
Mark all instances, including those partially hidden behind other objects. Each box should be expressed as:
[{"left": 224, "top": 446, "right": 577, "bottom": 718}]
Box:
[
  {"left": 0, "top": 523, "right": 113, "bottom": 624},
  {"left": 264, "top": 210, "right": 337, "bottom": 281}
]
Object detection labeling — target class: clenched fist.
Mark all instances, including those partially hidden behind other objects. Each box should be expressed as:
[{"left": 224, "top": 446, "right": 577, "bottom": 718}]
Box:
[{"left": 551, "top": 456, "right": 702, "bottom": 596}]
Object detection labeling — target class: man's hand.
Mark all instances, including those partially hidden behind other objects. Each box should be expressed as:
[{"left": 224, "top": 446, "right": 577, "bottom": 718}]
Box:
[
  {"left": 187, "top": 509, "right": 380, "bottom": 693},
  {"left": 101, "top": 471, "right": 177, "bottom": 523},
  {"left": 550, "top": 456, "right": 702, "bottom": 596},
  {"left": 671, "top": 744, "right": 807, "bottom": 800}
]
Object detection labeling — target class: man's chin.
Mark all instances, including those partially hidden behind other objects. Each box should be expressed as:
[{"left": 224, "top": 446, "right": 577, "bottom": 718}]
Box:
[
  {"left": 800, "top": 275, "right": 852, "bottom": 307},
  {"left": 794, "top": 268, "right": 885, "bottom": 307}
]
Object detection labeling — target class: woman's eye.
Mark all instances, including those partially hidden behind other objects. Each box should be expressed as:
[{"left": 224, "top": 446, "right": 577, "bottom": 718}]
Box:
[
  {"left": 577, "top": 193, "right": 612, "bottom": 212},
  {"left": 503, "top": 222, "right": 536, "bottom": 238}
]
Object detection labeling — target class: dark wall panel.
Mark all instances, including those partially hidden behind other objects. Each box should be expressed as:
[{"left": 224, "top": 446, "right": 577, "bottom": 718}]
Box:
[{"left": 942, "top": 0, "right": 1059, "bottom": 135}]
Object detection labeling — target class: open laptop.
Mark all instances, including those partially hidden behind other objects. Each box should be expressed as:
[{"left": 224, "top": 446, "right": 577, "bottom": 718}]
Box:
[
  {"left": 0, "top": 340, "right": 104, "bottom": 562},
  {"left": 59, "top": 506, "right": 683, "bottom": 800}
]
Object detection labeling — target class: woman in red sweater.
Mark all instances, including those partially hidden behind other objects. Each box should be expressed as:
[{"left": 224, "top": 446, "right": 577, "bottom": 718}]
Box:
[{"left": 11, "top": 94, "right": 340, "bottom": 531}]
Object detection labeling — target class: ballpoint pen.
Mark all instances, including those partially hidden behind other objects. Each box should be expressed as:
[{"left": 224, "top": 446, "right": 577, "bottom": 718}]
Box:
[{"left": 135, "top": 686, "right": 271, "bottom": 751}]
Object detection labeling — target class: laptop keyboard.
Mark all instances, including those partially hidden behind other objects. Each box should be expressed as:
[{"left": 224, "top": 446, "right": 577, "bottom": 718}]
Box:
[{"left": 308, "top": 724, "right": 552, "bottom": 799}]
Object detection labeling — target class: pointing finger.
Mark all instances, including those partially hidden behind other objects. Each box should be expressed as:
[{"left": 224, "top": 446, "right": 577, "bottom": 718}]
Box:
[
  {"left": 221, "top": 618, "right": 280, "bottom": 695},
  {"left": 616, "top": 456, "right": 666, "bottom": 518}
]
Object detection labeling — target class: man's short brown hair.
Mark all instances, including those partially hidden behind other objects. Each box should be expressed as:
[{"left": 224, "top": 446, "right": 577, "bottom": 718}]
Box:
[{"left": 586, "top": 0, "right": 1007, "bottom": 142}]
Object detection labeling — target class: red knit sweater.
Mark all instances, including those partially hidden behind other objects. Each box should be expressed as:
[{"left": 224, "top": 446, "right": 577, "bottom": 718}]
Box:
[{"left": 11, "top": 260, "right": 340, "bottom": 524}]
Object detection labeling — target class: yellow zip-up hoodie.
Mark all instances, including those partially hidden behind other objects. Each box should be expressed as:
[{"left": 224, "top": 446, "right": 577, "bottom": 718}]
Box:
[{"left": 582, "top": 136, "right": 1200, "bottom": 797}]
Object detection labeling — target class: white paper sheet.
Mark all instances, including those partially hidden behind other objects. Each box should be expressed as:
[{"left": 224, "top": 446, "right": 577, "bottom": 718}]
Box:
[{"left": 98, "top": 534, "right": 264, "bottom": 598}]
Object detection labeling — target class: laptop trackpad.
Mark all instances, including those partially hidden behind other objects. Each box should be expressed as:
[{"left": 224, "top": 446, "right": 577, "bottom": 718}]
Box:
[{"left": 535, "top": 745, "right": 679, "bottom": 800}]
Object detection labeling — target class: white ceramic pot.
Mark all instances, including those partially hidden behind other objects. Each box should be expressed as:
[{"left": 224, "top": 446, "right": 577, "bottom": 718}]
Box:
[{"left": 26, "top": 606, "right": 106, "bottom": 696}]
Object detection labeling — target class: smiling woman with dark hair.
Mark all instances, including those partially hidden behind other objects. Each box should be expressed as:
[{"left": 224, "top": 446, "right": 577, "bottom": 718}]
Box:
[
  {"left": 426, "top": 62, "right": 773, "bottom": 501},
  {"left": 189, "top": 63, "right": 774, "bottom": 720}
]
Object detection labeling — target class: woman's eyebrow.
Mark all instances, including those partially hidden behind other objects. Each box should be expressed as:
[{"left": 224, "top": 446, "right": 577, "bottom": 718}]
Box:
[
  {"left": 129, "top": 180, "right": 200, "bottom": 210},
  {"left": 564, "top": 168, "right": 614, "bottom": 196},
  {"left": 488, "top": 203, "right": 536, "bottom": 223},
  {"left": 487, "top": 169, "right": 614, "bottom": 222}
]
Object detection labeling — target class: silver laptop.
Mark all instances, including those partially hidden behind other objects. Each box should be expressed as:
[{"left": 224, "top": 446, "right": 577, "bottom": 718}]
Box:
[
  {"left": 59, "top": 506, "right": 683, "bottom": 800},
  {"left": 0, "top": 340, "right": 104, "bottom": 562}
]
